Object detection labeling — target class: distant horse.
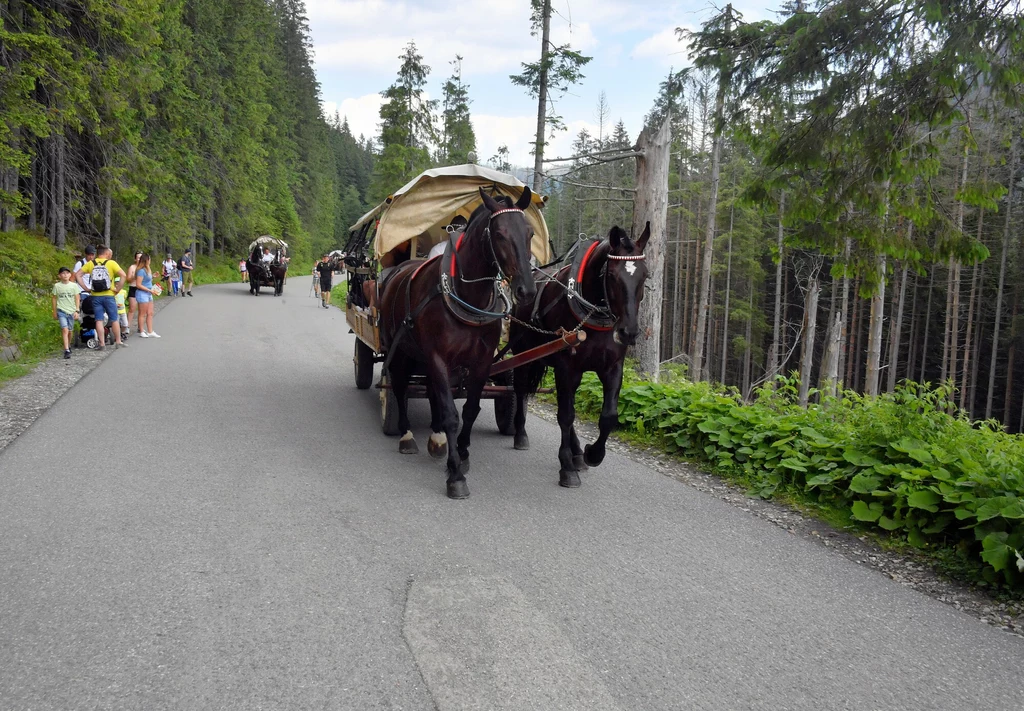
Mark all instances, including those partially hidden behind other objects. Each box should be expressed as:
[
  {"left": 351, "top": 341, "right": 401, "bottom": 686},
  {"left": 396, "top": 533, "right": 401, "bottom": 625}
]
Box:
[
  {"left": 247, "top": 247, "right": 287, "bottom": 296},
  {"left": 510, "top": 223, "right": 651, "bottom": 488},
  {"left": 378, "top": 187, "right": 537, "bottom": 499}
]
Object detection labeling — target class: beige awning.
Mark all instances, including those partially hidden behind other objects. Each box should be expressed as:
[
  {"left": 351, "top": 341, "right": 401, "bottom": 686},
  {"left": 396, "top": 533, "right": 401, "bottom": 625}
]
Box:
[
  {"left": 353, "top": 165, "right": 551, "bottom": 263},
  {"left": 248, "top": 235, "right": 289, "bottom": 253}
]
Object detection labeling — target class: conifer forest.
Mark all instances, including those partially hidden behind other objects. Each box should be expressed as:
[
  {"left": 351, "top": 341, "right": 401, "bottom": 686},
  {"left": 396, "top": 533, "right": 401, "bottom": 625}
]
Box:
[{"left": 3, "top": 0, "right": 1024, "bottom": 434}]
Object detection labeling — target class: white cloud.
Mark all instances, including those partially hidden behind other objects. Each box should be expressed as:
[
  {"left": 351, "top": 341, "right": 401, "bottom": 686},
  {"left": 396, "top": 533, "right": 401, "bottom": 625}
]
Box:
[
  {"left": 631, "top": 26, "right": 689, "bottom": 68},
  {"left": 322, "top": 93, "right": 385, "bottom": 142}
]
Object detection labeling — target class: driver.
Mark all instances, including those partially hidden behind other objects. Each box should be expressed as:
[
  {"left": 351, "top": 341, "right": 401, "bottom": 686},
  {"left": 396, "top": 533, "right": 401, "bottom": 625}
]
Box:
[{"left": 262, "top": 247, "right": 274, "bottom": 264}]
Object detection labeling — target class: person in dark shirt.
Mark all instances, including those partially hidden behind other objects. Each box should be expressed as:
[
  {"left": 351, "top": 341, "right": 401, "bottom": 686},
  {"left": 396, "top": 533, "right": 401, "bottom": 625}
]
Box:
[{"left": 316, "top": 255, "right": 333, "bottom": 309}]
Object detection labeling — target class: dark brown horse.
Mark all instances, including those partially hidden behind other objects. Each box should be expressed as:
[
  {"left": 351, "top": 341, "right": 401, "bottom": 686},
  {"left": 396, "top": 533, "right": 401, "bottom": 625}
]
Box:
[
  {"left": 510, "top": 223, "right": 650, "bottom": 487},
  {"left": 378, "top": 187, "right": 537, "bottom": 499},
  {"left": 248, "top": 246, "right": 287, "bottom": 296}
]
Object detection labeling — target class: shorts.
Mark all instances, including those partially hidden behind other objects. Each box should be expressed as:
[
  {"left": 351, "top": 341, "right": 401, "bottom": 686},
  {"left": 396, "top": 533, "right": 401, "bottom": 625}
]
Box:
[
  {"left": 57, "top": 311, "right": 76, "bottom": 330},
  {"left": 320, "top": 279, "right": 332, "bottom": 291},
  {"left": 136, "top": 291, "right": 153, "bottom": 304},
  {"left": 128, "top": 286, "right": 138, "bottom": 299},
  {"left": 91, "top": 295, "right": 118, "bottom": 324}
]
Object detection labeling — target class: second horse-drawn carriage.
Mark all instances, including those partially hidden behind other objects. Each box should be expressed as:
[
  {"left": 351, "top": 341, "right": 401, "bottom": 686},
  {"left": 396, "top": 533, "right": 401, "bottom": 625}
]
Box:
[{"left": 247, "top": 235, "right": 289, "bottom": 296}]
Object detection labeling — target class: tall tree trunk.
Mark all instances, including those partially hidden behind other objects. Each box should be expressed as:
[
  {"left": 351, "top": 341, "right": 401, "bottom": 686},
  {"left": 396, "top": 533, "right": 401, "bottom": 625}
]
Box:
[
  {"left": 836, "top": 237, "right": 851, "bottom": 386},
  {"left": 886, "top": 260, "right": 909, "bottom": 393},
  {"left": 1005, "top": 293, "right": 1018, "bottom": 429},
  {"left": 853, "top": 288, "right": 865, "bottom": 392},
  {"left": 28, "top": 152, "right": 37, "bottom": 232},
  {"left": 820, "top": 311, "right": 842, "bottom": 400},
  {"left": 531, "top": 0, "right": 552, "bottom": 194},
  {"left": 920, "top": 269, "right": 935, "bottom": 383},
  {"left": 742, "top": 275, "right": 753, "bottom": 399},
  {"left": 987, "top": 140, "right": 1017, "bottom": 420},
  {"left": 632, "top": 117, "right": 671, "bottom": 380},
  {"left": 864, "top": 253, "right": 887, "bottom": 396},
  {"left": 720, "top": 204, "right": 734, "bottom": 383},
  {"left": 767, "top": 192, "right": 785, "bottom": 378},
  {"left": 907, "top": 274, "right": 919, "bottom": 384},
  {"left": 671, "top": 210, "right": 683, "bottom": 357},
  {"left": 798, "top": 276, "right": 820, "bottom": 407},
  {"left": 942, "top": 143, "right": 970, "bottom": 384},
  {"left": 103, "top": 190, "right": 112, "bottom": 247},
  {"left": 208, "top": 206, "right": 215, "bottom": 256},
  {"left": 959, "top": 260, "right": 980, "bottom": 410},
  {"left": 54, "top": 136, "right": 66, "bottom": 249}
]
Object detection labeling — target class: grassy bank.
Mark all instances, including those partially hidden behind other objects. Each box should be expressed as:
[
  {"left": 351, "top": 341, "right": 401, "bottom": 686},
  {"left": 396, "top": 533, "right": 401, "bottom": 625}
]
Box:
[{"left": 564, "top": 368, "right": 1024, "bottom": 592}]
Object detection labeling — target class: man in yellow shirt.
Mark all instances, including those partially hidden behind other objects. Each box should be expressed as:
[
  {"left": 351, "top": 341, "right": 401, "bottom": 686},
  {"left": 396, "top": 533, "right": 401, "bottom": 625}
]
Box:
[{"left": 75, "top": 246, "right": 128, "bottom": 350}]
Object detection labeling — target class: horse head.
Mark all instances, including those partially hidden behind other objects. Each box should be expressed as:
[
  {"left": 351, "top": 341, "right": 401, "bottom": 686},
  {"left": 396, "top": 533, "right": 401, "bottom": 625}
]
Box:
[
  {"left": 477, "top": 187, "right": 537, "bottom": 304},
  {"left": 604, "top": 222, "right": 651, "bottom": 346}
]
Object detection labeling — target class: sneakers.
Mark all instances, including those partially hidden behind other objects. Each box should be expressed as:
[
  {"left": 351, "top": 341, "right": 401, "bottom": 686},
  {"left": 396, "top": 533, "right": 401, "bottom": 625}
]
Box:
[
  {"left": 63, "top": 349, "right": 71, "bottom": 360},
  {"left": 115, "top": 341, "right": 128, "bottom": 349},
  {"left": 187, "top": 292, "right": 193, "bottom": 297},
  {"left": 149, "top": 332, "right": 161, "bottom": 338},
  {"left": 140, "top": 331, "right": 150, "bottom": 338}
]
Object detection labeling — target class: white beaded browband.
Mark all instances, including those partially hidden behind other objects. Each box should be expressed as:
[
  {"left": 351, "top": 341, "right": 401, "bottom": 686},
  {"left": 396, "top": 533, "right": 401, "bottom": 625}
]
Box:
[
  {"left": 488, "top": 208, "right": 524, "bottom": 220},
  {"left": 607, "top": 254, "right": 646, "bottom": 261}
]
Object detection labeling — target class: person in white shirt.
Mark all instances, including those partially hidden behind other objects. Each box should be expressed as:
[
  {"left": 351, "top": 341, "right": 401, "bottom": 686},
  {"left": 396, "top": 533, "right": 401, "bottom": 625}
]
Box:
[
  {"left": 261, "top": 247, "right": 274, "bottom": 264},
  {"left": 161, "top": 254, "right": 175, "bottom": 295}
]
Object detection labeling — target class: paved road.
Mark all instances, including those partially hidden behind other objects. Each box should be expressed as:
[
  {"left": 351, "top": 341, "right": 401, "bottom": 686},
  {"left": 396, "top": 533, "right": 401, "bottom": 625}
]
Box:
[{"left": 1, "top": 283, "right": 1022, "bottom": 710}]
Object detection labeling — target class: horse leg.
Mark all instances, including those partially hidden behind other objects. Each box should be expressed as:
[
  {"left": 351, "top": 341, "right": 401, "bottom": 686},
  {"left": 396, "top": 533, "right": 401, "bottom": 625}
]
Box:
[
  {"left": 391, "top": 356, "right": 418, "bottom": 455},
  {"left": 554, "top": 363, "right": 584, "bottom": 488},
  {"left": 426, "top": 358, "right": 466, "bottom": 499},
  {"left": 512, "top": 363, "right": 532, "bottom": 451},
  {"left": 570, "top": 427, "right": 588, "bottom": 471},
  {"left": 426, "top": 379, "right": 448, "bottom": 460},
  {"left": 455, "top": 369, "right": 487, "bottom": 476},
  {"left": 584, "top": 361, "right": 623, "bottom": 468}
]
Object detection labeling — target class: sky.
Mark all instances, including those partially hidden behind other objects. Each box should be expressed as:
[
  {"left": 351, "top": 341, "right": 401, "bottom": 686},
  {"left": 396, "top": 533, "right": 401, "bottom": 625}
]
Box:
[{"left": 307, "top": 0, "right": 772, "bottom": 170}]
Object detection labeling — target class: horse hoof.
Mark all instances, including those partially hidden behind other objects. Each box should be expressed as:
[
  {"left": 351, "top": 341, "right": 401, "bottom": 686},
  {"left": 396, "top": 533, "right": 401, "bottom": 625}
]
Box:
[
  {"left": 447, "top": 480, "right": 470, "bottom": 499},
  {"left": 427, "top": 433, "right": 448, "bottom": 459},
  {"left": 458, "top": 457, "right": 470, "bottom": 475},
  {"left": 559, "top": 469, "right": 581, "bottom": 488},
  {"left": 572, "top": 454, "right": 589, "bottom": 471},
  {"left": 399, "top": 433, "right": 419, "bottom": 455},
  {"left": 514, "top": 433, "right": 530, "bottom": 451},
  {"left": 584, "top": 443, "right": 605, "bottom": 468}
]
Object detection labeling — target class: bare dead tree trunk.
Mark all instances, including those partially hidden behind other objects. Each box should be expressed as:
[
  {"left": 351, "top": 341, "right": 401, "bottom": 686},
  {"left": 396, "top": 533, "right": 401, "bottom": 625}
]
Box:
[
  {"left": 864, "top": 253, "right": 887, "bottom": 396},
  {"left": 767, "top": 192, "right": 785, "bottom": 378},
  {"left": 742, "top": 275, "right": 753, "bottom": 399},
  {"left": 837, "top": 237, "right": 851, "bottom": 387},
  {"left": 886, "top": 259, "right": 909, "bottom": 392},
  {"left": 798, "top": 276, "right": 820, "bottom": 407},
  {"left": 720, "top": 203, "right": 734, "bottom": 383},
  {"left": 820, "top": 310, "right": 842, "bottom": 400},
  {"left": 531, "top": 0, "right": 551, "bottom": 194},
  {"left": 920, "top": 269, "right": 934, "bottom": 382},
  {"left": 987, "top": 140, "right": 1017, "bottom": 420},
  {"left": 633, "top": 117, "right": 671, "bottom": 380}
]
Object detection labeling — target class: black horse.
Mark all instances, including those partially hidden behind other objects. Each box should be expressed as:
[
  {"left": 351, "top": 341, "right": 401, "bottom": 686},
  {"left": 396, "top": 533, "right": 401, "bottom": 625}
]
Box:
[
  {"left": 248, "top": 247, "right": 287, "bottom": 296},
  {"left": 378, "top": 188, "right": 537, "bottom": 499},
  {"left": 510, "top": 223, "right": 650, "bottom": 488}
]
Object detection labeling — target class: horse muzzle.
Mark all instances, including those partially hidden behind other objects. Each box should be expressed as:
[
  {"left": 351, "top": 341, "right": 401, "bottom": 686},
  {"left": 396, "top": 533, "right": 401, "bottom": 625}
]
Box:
[{"left": 614, "top": 326, "right": 638, "bottom": 346}]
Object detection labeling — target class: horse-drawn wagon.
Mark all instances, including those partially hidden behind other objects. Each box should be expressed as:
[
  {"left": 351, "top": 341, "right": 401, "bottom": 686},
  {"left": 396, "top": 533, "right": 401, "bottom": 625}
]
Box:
[
  {"left": 247, "top": 235, "right": 289, "bottom": 296},
  {"left": 343, "top": 165, "right": 584, "bottom": 443}
]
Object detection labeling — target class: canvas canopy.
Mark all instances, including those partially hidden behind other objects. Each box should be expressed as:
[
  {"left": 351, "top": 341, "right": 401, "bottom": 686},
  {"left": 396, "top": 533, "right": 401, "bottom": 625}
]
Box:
[
  {"left": 327, "top": 249, "right": 345, "bottom": 258},
  {"left": 351, "top": 164, "right": 551, "bottom": 263},
  {"left": 248, "top": 235, "right": 289, "bottom": 254}
]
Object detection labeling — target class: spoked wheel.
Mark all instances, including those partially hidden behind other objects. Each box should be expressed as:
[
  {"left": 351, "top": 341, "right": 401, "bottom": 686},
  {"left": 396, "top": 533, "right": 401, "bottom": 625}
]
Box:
[
  {"left": 379, "top": 369, "right": 401, "bottom": 436},
  {"left": 354, "top": 339, "right": 374, "bottom": 390},
  {"left": 493, "top": 371, "right": 517, "bottom": 436}
]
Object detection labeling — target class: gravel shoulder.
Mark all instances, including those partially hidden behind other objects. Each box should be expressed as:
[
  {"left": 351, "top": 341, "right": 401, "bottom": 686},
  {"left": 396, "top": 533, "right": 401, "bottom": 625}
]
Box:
[
  {"left": 527, "top": 400, "right": 1024, "bottom": 638},
  {"left": 0, "top": 294, "right": 177, "bottom": 451}
]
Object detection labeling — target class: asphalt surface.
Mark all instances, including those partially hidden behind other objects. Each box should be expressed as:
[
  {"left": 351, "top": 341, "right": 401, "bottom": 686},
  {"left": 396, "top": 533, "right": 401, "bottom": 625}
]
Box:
[{"left": 1, "top": 282, "right": 1022, "bottom": 711}]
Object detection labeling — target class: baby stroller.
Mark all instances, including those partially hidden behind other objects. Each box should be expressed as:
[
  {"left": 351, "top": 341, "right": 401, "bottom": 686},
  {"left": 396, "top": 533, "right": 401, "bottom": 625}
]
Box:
[{"left": 74, "top": 296, "right": 116, "bottom": 349}]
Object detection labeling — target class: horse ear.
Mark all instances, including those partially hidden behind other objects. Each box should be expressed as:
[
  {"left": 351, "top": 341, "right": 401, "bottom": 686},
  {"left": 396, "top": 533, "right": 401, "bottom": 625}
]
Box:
[
  {"left": 637, "top": 221, "right": 651, "bottom": 251},
  {"left": 608, "top": 225, "right": 625, "bottom": 250},
  {"left": 479, "top": 187, "right": 500, "bottom": 213},
  {"left": 515, "top": 186, "right": 532, "bottom": 211}
]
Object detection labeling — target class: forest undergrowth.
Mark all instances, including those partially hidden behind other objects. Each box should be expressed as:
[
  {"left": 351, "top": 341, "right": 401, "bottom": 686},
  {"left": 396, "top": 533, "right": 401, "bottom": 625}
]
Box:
[{"left": 556, "top": 365, "right": 1024, "bottom": 594}]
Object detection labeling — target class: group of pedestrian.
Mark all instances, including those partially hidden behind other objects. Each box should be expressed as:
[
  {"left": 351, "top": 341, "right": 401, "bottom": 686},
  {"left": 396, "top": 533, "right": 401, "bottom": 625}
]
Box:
[{"left": 53, "top": 244, "right": 195, "bottom": 359}]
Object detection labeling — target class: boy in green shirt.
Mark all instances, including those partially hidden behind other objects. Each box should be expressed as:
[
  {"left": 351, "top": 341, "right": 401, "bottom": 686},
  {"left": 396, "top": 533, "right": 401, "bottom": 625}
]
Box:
[
  {"left": 114, "top": 278, "right": 129, "bottom": 336},
  {"left": 52, "top": 267, "right": 81, "bottom": 359}
]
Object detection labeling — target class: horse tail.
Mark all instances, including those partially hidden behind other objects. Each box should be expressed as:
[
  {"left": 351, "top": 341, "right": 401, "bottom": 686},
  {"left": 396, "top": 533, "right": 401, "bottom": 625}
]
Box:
[{"left": 518, "top": 360, "right": 548, "bottom": 397}]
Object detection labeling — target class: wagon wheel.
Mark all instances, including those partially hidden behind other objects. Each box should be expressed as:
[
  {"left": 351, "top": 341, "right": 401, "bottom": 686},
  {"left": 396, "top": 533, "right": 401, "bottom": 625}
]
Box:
[
  {"left": 493, "top": 371, "right": 517, "bottom": 436},
  {"left": 379, "top": 369, "right": 401, "bottom": 436},
  {"left": 354, "top": 339, "right": 374, "bottom": 390}
]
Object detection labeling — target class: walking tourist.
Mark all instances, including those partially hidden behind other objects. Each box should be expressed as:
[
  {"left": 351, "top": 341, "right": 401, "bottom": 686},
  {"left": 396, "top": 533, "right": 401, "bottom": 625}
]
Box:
[
  {"left": 134, "top": 253, "right": 160, "bottom": 338},
  {"left": 162, "top": 253, "right": 175, "bottom": 294},
  {"left": 52, "top": 267, "right": 80, "bottom": 359},
  {"left": 75, "top": 246, "right": 128, "bottom": 350},
  {"left": 179, "top": 249, "right": 194, "bottom": 296},
  {"left": 126, "top": 251, "right": 142, "bottom": 335},
  {"left": 316, "top": 254, "right": 333, "bottom": 309},
  {"left": 239, "top": 259, "right": 248, "bottom": 283}
]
